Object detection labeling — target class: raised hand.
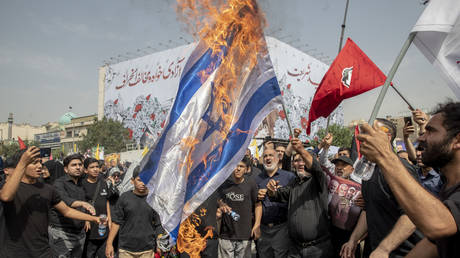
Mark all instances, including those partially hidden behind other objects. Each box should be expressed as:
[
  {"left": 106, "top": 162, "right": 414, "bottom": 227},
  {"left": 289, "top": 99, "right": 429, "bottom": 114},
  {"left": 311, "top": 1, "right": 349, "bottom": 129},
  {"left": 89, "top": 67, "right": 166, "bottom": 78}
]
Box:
[
  {"left": 257, "top": 189, "right": 267, "bottom": 200},
  {"left": 266, "top": 179, "right": 280, "bottom": 196},
  {"left": 411, "top": 109, "right": 429, "bottom": 127},
  {"left": 290, "top": 138, "right": 304, "bottom": 153},
  {"left": 294, "top": 128, "right": 301, "bottom": 138},
  {"left": 19, "top": 146, "right": 41, "bottom": 166},
  {"left": 403, "top": 122, "right": 415, "bottom": 139}
]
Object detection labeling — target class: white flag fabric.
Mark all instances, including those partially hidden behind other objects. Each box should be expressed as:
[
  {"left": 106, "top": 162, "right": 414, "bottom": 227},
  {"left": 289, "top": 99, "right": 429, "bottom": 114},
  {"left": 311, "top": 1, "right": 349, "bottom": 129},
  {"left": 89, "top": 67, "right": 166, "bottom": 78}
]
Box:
[
  {"left": 138, "top": 38, "right": 282, "bottom": 242},
  {"left": 411, "top": 0, "right": 460, "bottom": 99}
]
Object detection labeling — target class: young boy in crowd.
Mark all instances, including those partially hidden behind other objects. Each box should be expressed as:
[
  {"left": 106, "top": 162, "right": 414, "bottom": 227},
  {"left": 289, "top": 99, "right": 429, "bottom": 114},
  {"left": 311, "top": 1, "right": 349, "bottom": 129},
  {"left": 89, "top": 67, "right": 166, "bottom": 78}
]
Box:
[
  {"left": 105, "top": 167, "right": 163, "bottom": 258},
  {"left": 82, "top": 157, "right": 117, "bottom": 258},
  {"left": 217, "top": 156, "right": 261, "bottom": 258}
]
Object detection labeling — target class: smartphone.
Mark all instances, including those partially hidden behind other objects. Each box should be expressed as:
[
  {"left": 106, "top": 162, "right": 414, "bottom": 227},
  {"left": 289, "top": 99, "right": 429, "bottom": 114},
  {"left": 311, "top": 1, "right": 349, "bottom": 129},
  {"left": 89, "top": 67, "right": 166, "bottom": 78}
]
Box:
[
  {"left": 404, "top": 116, "right": 413, "bottom": 126},
  {"left": 40, "top": 148, "right": 51, "bottom": 158}
]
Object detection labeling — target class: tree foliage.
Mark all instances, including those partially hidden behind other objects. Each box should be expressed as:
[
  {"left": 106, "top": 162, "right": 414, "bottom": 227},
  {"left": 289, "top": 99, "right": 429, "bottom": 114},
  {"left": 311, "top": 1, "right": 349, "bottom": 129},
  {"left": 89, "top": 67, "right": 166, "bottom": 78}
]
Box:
[
  {"left": 0, "top": 140, "right": 39, "bottom": 158},
  {"left": 78, "top": 117, "right": 130, "bottom": 154},
  {"left": 311, "top": 124, "right": 353, "bottom": 148}
]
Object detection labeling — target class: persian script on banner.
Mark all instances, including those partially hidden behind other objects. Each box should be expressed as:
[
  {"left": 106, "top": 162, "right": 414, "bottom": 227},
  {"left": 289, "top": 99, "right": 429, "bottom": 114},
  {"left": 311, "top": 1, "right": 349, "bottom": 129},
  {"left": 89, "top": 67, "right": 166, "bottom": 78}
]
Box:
[{"left": 103, "top": 37, "right": 344, "bottom": 145}]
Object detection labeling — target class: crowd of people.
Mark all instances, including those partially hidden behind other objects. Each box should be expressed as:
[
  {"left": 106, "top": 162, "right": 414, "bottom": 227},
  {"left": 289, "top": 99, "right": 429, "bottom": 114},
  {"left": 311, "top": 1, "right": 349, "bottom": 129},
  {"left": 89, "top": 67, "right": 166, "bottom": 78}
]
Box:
[{"left": 0, "top": 100, "right": 459, "bottom": 258}]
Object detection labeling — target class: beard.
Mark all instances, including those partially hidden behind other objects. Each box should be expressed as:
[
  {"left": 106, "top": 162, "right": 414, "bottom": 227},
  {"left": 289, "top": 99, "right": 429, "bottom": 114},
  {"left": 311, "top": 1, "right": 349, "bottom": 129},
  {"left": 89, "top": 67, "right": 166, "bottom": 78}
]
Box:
[
  {"left": 263, "top": 163, "right": 277, "bottom": 172},
  {"left": 420, "top": 137, "right": 454, "bottom": 170}
]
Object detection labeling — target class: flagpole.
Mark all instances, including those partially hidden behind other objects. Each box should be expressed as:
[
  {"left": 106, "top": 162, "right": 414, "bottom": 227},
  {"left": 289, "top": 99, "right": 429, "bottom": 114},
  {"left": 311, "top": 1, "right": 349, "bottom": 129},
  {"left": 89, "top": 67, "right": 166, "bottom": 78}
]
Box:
[
  {"left": 326, "top": 0, "right": 350, "bottom": 131},
  {"left": 368, "top": 33, "right": 416, "bottom": 124},
  {"left": 391, "top": 84, "right": 415, "bottom": 111},
  {"left": 281, "top": 101, "right": 294, "bottom": 137}
]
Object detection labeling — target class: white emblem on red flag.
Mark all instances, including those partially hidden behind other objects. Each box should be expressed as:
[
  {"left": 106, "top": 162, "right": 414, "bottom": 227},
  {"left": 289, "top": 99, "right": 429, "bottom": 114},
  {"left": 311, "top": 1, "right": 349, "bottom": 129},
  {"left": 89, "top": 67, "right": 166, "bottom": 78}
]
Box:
[{"left": 341, "top": 67, "right": 353, "bottom": 88}]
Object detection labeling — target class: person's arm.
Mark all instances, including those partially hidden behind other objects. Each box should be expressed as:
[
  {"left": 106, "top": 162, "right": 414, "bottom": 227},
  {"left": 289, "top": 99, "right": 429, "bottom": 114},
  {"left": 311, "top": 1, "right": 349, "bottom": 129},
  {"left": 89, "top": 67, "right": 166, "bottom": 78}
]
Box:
[
  {"left": 105, "top": 222, "right": 120, "bottom": 258},
  {"left": 106, "top": 200, "right": 112, "bottom": 231},
  {"left": 318, "top": 133, "right": 335, "bottom": 172},
  {"left": 267, "top": 179, "right": 291, "bottom": 203},
  {"left": 403, "top": 122, "right": 417, "bottom": 163},
  {"left": 153, "top": 210, "right": 165, "bottom": 236},
  {"left": 291, "top": 138, "right": 313, "bottom": 169},
  {"left": 251, "top": 202, "right": 262, "bottom": 240},
  {"left": 341, "top": 211, "right": 368, "bottom": 258},
  {"left": 0, "top": 147, "right": 40, "bottom": 202},
  {"left": 371, "top": 215, "right": 416, "bottom": 257},
  {"left": 357, "top": 122, "right": 457, "bottom": 240},
  {"left": 319, "top": 145, "right": 335, "bottom": 174},
  {"left": 54, "top": 201, "right": 99, "bottom": 223},
  {"left": 70, "top": 200, "right": 96, "bottom": 215},
  {"left": 284, "top": 128, "right": 301, "bottom": 157},
  {"left": 293, "top": 138, "right": 328, "bottom": 189},
  {"left": 412, "top": 109, "right": 429, "bottom": 135},
  {"left": 406, "top": 238, "right": 439, "bottom": 258}
]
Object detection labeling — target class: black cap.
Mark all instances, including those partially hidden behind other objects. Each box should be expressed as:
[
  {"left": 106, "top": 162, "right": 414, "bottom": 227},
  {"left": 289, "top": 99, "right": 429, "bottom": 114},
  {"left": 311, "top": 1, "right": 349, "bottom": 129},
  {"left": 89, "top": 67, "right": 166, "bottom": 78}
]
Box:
[{"left": 332, "top": 156, "right": 354, "bottom": 166}]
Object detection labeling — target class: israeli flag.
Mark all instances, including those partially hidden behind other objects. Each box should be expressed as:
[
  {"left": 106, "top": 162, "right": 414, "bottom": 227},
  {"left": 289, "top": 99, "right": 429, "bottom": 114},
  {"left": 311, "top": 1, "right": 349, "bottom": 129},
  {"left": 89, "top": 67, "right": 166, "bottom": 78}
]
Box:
[{"left": 139, "top": 37, "right": 282, "bottom": 242}]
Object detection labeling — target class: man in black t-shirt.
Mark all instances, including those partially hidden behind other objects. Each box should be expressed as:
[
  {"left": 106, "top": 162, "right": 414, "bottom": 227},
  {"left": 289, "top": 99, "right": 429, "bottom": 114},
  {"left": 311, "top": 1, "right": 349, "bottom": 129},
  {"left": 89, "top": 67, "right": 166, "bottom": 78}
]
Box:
[
  {"left": 267, "top": 138, "right": 333, "bottom": 258},
  {"left": 357, "top": 102, "right": 460, "bottom": 258},
  {"left": 49, "top": 153, "right": 98, "bottom": 258},
  {"left": 82, "top": 157, "right": 117, "bottom": 258},
  {"left": 218, "top": 156, "right": 260, "bottom": 258},
  {"left": 0, "top": 147, "right": 102, "bottom": 258},
  {"left": 106, "top": 168, "right": 163, "bottom": 258}
]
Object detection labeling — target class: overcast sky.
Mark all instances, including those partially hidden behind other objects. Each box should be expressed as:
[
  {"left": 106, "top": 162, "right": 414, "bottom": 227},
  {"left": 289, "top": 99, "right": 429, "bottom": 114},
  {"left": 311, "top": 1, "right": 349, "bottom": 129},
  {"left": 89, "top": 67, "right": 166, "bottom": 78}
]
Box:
[{"left": 0, "top": 0, "right": 456, "bottom": 126}]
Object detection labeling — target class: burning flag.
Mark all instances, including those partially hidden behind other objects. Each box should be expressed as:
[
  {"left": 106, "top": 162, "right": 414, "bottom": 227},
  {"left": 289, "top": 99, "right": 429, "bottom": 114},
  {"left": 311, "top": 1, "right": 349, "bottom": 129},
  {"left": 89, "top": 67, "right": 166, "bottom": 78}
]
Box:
[{"left": 139, "top": 0, "right": 282, "bottom": 244}]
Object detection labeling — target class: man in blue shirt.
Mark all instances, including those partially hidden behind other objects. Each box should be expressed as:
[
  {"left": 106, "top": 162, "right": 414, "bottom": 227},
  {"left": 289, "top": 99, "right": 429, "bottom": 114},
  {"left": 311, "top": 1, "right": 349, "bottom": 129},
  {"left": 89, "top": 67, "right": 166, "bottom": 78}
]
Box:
[{"left": 255, "top": 148, "right": 295, "bottom": 258}]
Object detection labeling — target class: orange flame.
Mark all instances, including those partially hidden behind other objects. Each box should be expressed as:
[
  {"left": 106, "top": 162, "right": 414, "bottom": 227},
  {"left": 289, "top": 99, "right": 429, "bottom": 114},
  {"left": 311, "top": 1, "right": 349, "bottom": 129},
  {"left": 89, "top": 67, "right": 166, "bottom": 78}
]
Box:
[
  {"left": 176, "top": 0, "right": 267, "bottom": 256},
  {"left": 177, "top": 209, "right": 213, "bottom": 258},
  {"left": 177, "top": 0, "right": 266, "bottom": 145}
]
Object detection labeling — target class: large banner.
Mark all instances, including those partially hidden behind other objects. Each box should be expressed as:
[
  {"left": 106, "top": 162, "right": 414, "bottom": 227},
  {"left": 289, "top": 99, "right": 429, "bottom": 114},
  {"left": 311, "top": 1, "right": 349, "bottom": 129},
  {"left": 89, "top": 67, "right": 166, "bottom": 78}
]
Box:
[{"left": 103, "top": 37, "right": 343, "bottom": 143}]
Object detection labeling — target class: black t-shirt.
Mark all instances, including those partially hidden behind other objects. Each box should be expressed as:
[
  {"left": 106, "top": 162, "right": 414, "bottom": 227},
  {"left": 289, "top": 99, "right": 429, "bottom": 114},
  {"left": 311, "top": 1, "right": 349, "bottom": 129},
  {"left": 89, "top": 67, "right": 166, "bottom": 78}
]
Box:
[
  {"left": 218, "top": 177, "right": 258, "bottom": 240},
  {"left": 82, "top": 178, "right": 110, "bottom": 240},
  {"left": 362, "top": 159, "right": 422, "bottom": 256},
  {"left": 49, "top": 175, "right": 87, "bottom": 231},
  {"left": 2, "top": 182, "right": 61, "bottom": 258},
  {"left": 112, "top": 191, "right": 162, "bottom": 252},
  {"left": 436, "top": 183, "right": 460, "bottom": 258}
]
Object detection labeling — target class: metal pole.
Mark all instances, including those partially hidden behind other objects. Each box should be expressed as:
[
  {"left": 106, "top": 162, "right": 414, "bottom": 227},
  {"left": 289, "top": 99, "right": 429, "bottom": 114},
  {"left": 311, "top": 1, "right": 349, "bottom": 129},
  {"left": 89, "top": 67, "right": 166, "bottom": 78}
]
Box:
[
  {"left": 281, "top": 101, "right": 294, "bottom": 137},
  {"left": 391, "top": 84, "right": 415, "bottom": 111},
  {"left": 326, "top": 0, "right": 350, "bottom": 131},
  {"left": 337, "top": 0, "right": 350, "bottom": 55},
  {"left": 368, "top": 33, "right": 416, "bottom": 124}
]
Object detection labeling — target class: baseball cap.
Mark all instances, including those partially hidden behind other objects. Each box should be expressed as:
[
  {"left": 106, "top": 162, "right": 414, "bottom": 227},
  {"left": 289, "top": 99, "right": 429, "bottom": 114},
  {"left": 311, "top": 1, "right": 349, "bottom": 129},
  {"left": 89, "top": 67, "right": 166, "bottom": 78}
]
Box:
[{"left": 332, "top": 156, "right": 354, "bottom": 166}]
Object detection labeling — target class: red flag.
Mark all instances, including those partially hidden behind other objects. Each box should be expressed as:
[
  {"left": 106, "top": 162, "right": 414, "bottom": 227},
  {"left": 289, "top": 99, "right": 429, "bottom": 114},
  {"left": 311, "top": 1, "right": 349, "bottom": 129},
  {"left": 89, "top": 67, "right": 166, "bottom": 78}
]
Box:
[
  {"left": 18, "top": 136, "right": 27, "bottom": 150},
  {"left": 306, "top": 38, "right": 387, "bottom": 134}
]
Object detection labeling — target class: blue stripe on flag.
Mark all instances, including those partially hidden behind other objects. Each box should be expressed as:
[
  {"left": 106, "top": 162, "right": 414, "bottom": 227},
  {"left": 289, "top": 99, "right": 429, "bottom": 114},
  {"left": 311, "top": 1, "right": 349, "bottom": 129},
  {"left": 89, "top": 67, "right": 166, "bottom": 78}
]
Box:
[
  {"left": 140, "top": 48, "right": 224, "bottom": 184},
  {"left": 183, "top": 76, "right": 280, "bottom": 202},
  {"left": 168, "top": 76, "right": 280, "bottom": 242}
]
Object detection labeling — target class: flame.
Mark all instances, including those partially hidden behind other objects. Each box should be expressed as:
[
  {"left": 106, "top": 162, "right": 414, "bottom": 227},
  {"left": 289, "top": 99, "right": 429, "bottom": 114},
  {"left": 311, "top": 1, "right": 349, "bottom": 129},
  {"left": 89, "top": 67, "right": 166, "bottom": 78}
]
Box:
[
  {"left": 180, "top": 135, "right": 200, "bottom": 177},
  {"left": 177, "top": 210, "right": 213, "bottom": 258},
  {"left": 176, "top": 0, "right": 267, "bottom": 256},
  {"left": 177, "top": 0, "right": 266, "bottom": 145}
]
